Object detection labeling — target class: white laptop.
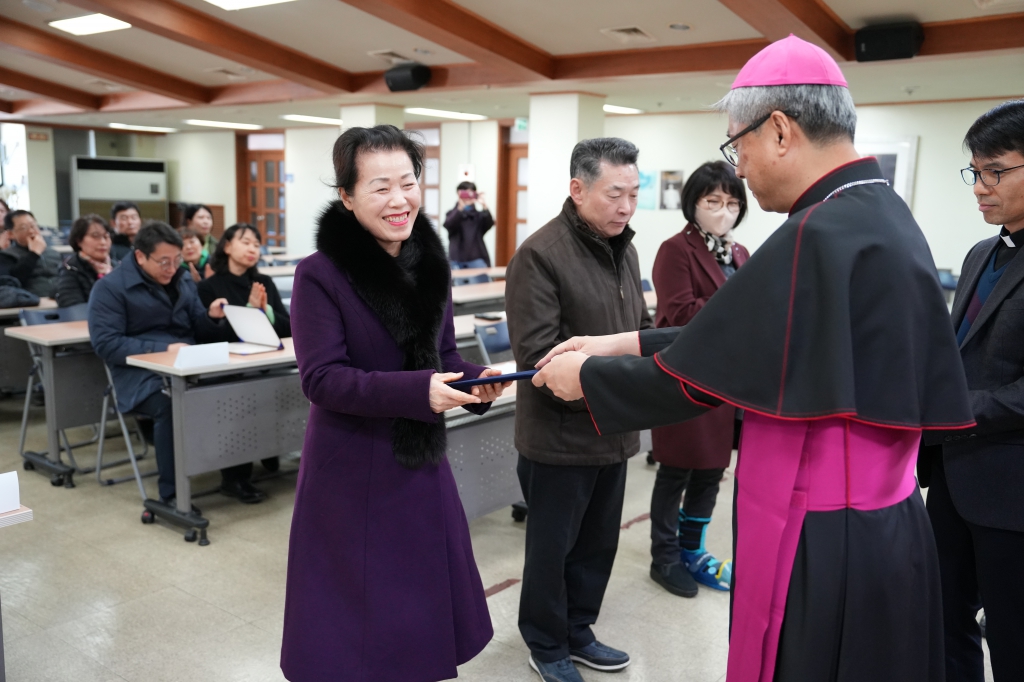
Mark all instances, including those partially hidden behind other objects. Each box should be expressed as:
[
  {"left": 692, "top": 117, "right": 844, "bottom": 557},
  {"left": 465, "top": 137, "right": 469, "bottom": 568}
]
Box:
[{"left": 223, "top": 304, "right": 284, "bottom": 355}]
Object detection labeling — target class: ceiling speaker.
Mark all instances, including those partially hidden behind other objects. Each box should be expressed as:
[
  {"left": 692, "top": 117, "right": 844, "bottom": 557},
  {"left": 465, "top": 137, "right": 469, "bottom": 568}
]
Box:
[
  {"left": 855, "top": 22, "right": 924, "bottom": 62},
  {"left": 385, "top": 63, "right": 432, "bottom": 92}
]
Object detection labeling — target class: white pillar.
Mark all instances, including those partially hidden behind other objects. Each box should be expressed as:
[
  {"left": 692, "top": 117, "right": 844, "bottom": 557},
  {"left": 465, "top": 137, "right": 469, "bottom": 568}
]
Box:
[
  {"left": 340, "top": 104, "right": 405, "bottom": 131},
  {"left": 524, "top": 93, "right": 605, "bottom": 244},
  {"left": 439, "top": 120, "right": 500, "bottom": 256}
]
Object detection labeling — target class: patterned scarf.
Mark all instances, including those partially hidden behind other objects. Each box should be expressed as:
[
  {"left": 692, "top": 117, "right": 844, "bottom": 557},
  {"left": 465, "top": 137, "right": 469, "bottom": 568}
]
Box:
[
  {"left": 79, "top": 252, "right": 113, "bottom": 278},
  {"left": 695, "top": 224, "right": 734, "bottom": 265}
]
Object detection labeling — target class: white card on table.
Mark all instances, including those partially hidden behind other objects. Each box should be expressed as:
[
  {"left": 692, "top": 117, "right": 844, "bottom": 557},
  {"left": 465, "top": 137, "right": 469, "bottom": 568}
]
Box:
[
  {"left": 173, "top": 342, "right": 229, "bottom": 370},
  {"left": 0, "top": 471, "right": 21, "bottom": 515}
]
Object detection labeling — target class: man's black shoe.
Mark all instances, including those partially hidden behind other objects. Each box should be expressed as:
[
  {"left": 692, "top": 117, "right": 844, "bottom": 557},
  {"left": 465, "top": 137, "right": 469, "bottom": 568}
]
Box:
[
  {"left": 650, "top": 561, "right": 698, "bottom": 598},
  {"left": 261, "top": 457, "right": 280, "bottom": 473},
  {"left": 219, "top": 480, "right": 268, "bottom": 504}
]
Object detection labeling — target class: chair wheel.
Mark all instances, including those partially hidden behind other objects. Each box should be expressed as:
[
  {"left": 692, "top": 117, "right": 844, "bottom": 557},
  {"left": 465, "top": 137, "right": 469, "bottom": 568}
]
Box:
[
  {"left": 184, "top": 529, "right": 198, "bottom": 543},
  {"left": 141, "top": 510, "right": 155, "bottom": 524},
  {"left": 646, "top": 453, "right": 655, "bottom": 465},
  {"left": 50, "top": 474, "right": 64, "bottom": 487},
  {"left": 23, "top": 460, "right": 35, "bottom": 471},
  {"left": 511, "top": 506, "right": 527, "bottom": 522}
]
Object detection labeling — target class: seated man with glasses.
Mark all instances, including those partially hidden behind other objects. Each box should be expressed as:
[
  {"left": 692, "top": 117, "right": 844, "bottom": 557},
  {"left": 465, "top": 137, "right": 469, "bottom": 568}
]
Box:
[
  {"left": 88, "top": 221, "right": 268, "bottom": 507},
  {"left": 1, "top": 209, "right": 64, "bottom": 297}
]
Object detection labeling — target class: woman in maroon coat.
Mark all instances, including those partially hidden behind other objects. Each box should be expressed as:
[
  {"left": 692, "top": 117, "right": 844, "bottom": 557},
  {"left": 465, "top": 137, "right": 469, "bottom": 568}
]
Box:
[
  {"left": 648, "top": 161, "right": 749, "bottom": 598},
  {"left": 281, "top": 125, "right": 510, "bottom": 682}
]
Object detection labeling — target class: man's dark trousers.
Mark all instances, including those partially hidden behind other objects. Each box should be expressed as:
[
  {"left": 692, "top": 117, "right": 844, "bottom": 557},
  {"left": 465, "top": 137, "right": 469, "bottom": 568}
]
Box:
[
  {"left": 516, "top": 456, "right": 627, "bottom": 663},
  {"left": 927, "top": 455, "right": 1024, "bottom": 681}
]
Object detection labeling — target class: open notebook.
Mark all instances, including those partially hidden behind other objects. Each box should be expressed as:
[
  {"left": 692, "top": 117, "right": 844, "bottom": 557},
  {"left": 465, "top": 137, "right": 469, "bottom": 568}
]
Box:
[{"left": 223, "top": 304, "right": 284, "bottom": 355}]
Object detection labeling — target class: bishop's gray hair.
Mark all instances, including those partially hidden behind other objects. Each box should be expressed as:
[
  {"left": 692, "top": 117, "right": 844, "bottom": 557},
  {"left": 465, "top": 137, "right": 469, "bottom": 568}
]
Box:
[
  {"left": 714, "top": 85, "right": 857, "bottom": 145},
  {"left": 570, "top": 137, "right": 639, "bottom": 186}
]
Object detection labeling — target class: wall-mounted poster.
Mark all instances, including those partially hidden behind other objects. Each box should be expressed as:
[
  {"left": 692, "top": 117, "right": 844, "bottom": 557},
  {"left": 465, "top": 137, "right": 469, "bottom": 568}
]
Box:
[
  {"left": 854, "top": 137, "right": 919, "bottom": 209},
  {"left": 660, "top": 170, "right": 684, "bottom": 210},
  {"left": 638, "top": 170, "right": 657, "bottom": 210}
]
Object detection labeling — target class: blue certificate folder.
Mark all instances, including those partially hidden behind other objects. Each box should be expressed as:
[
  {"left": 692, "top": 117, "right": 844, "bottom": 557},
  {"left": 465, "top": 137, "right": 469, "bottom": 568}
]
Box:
[{"left": 448, "top": 370, "right": 538, "bottom": 392}]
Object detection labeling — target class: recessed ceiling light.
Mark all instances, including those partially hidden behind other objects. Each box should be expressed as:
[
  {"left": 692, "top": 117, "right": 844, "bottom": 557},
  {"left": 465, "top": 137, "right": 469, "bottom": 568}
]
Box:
[
  {"left": 281, "top": 114, "right": 344, "bottom": 125},
  {"left": 49, "top": 13, "right": 131, "bottom": 36},
  {"left": 413, "top": 48, "right": 433, "bottom": 55},
  {"left": 183, "top": 119, "right": 263, "bottom": 130},
  {"left": 201, "top": 0, "right": 298, "bottom": 9},
  {"left": 404, "top": 107, "right": 486, "bottom": 121},
  {"left": 669, "top": 23, "right": 691, "bottom": 31},
  {"left": 110, "top": 123, "right": 178, "bottom": 133},
  {"left": 603, "top": 104, "right": 644, "bottom": 115}
]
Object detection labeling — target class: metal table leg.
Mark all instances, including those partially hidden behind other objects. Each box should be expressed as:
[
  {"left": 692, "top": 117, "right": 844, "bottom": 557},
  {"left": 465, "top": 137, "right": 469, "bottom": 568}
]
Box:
[{"left": 20, "top": 346, "right": 75, "bottom": 488}]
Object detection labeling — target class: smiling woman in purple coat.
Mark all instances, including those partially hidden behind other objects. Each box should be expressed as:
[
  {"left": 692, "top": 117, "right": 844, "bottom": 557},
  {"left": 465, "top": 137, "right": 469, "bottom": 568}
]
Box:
[{"left": 281, "top": 125, "right": 510, "bottom": 682}]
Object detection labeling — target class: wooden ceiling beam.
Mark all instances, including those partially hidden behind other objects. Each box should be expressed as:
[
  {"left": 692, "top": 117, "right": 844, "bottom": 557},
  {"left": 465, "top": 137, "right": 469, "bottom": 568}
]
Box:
[
  {"left": 0, "top": 99, "right": 13, "bottom": 114},
  {"left": 0, "top": 65, "right": 102, "bottom": 109},
  {"left": 919, "top": 12, "right": 1024, "bottom": 56},
  {"left": 64, "top": 0, "right": 354, "bottom": 93},
  {"left": 337, "top": 0, "right": 555, "bottom": 79},
  {"left": 716, "top": 0, "right": 854, "bottom": 62},
  {"left": 554, "top": 39, "right": 771, "bottom": 80},
  {"left": 0, "top": 16, "right": 210, "bottom": 104}
]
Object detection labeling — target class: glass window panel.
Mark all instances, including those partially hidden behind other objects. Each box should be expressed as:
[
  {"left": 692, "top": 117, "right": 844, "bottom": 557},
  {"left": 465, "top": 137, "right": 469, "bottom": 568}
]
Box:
[
  {"left": 517, "top": 157, "right": 529, "bottom": 187},
  {"left": 250, "top": 161, "right": 257, "bottom": 182},
  {"left": 516, "top": 190, "right": 528, "bottom": 220},
  {"left": 278, "top": 186, "right": 286, "bottom": 210},
  {"left": 250, "top": 186, "right": 256, "bottom": 208},
  {"left": 279, "top": 161, "right": 286, "bottom": 184},
  {"left": 265, "top": 187, "right": 275, "bottom": 208},
  {"left": 265, "top": 160, "right": 276, "bottom": 183},
  {"left": 424, "top": 188, "right": 439, "bottom": 217},
  {"left": 250, "top": 212, "right": 257, "bottom": 225},
  {"left": 266, "top": 213, "right": 277, "bottom": 235},
  {"left": 279, "top": 214, "right": 286, "bottom": 235},
  {"left": 424, "top": 158, "right": 439, "bottom": 186}
]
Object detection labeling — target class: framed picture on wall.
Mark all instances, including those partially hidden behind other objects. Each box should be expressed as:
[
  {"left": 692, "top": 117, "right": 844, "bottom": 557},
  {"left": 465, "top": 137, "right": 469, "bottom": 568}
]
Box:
[
  {"left": 660, "top": 171, "right": 684, "bottom": 210},
  {"left": 854, "top": 136, "right": 919, "bottom": 209},
  {"left": 638, "top": 170, "right": 657, "bottom": 210}
]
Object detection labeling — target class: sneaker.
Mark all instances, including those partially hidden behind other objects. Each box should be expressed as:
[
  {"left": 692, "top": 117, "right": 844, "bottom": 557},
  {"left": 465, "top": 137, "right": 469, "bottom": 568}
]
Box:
[
  {"left": 681, "top": 548, "right": 732, "bottom": 591},
  {"left": 528, "top": 655, "right": 585, "bottom": 682},
  {"left": 650, "top": 561, "right": 698, "bottom": 598},
  {"left": 569, "top": 641, "right": 631, "bottom": 671}
]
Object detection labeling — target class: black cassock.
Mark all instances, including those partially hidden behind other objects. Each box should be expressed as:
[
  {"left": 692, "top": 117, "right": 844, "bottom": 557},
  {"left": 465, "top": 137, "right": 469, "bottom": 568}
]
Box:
[{"left": 579, "top": 159, "right": 973, "bottom": 682}]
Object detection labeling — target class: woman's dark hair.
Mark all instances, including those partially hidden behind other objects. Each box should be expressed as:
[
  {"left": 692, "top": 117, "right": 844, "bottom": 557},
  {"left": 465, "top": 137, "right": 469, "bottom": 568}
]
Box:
[
  {"left": 134, "top": 221, "right": 183, "bottom": 256},
  {"left": 178, "top": 227, "right": 203, "bottom": 243},
  {"left": 681, "top": 161, "right": 748, "bottom": 228},
  {"left": 183, "top": 203, "right": 213, "bottom": 225},
  {"left": 0, "top": 198, "right": 9, "bottom": 213},
  {"left": 209, "top": 223, "right": 261, "bottom": 276},
  {"left": 964, "top": 99, "right": 1024, "bottom": 161},
  {"left": 69, "top": 214, "right": 113, "bottom": 252},
  {"left": 332, "top": 125, "right": 424, "bottom": 197},
  {"left": 456, "top": 181, "right": 477, "bottom": 192},
  {"left": 111, "top": 201, "right": 139, "bottom": 221}
]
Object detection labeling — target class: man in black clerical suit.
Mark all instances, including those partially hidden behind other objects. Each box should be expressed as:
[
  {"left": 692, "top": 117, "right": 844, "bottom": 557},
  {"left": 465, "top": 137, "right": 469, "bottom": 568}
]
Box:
[{"left": 923, "top": 99, "right": 1024, "bottom": 682}]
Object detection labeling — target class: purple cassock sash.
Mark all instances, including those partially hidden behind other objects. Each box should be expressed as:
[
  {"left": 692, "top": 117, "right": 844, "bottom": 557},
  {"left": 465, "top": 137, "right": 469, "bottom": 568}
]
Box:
[{"left": 727, "top": 412, "right": 921, "bottom": 682}]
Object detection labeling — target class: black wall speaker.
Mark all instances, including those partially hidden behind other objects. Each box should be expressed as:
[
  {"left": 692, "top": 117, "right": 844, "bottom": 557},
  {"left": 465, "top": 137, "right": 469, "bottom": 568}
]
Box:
[
  {"left": 384, "top": 63, "right": 432, "bottom": 92},
  {"left": 855, "top": 22, "right": 924, "bottom": 62}
]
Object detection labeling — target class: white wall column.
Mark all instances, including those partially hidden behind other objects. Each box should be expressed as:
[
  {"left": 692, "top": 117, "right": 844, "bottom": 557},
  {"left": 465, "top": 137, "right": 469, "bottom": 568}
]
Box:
[
  {"left": 439, "top": 120, "right": 500, "bottom": 257},
  {"left": 285, "top": 127, "right": 341, "bottom": 254},
  {"left": 340, "top": 104, "right": 404, "bottom": 131},
  {"left": 24, "top": 126, "right": 58, "bottom": 228},
  {"left": 524, "top": 93, "right": 605, "bottom": 244}
]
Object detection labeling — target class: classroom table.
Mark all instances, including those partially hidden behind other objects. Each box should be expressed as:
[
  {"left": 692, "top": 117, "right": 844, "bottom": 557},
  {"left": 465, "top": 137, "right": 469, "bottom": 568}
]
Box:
[
  {"left": 52, "top": 244, "right": 73, "bottom": 255},
  {"left": 126, "top": 340, "right": 307, "bottom": 543},
  {"left": 0, "top": 299, "right": 58, "bottom": 393},
  {"left": 645, "top": 290, "right": 657, "bottom": 313},
  {"left": 265, "top": 246, "right": 288, "bottom": 255},
  {"left": 4, "top": 320, "right": 108, "bottom": 487},
  {"left": 259, "top": 264, "right": 297, "bottom": 278},
  {"left": 451, "top": 266, "right": 507, "bottom": 280},
  {"left": 451, "top": 280, "right": 505, "bottom": 316}
]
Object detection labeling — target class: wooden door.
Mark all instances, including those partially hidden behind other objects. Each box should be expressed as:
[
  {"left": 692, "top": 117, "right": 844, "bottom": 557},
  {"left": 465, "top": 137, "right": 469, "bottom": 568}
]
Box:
[
  {"left": 497, "top": 143, "right": 528, "bottom": 266},
  {"left": 246, "top": 150, "right": 286, "bottom": 247}
]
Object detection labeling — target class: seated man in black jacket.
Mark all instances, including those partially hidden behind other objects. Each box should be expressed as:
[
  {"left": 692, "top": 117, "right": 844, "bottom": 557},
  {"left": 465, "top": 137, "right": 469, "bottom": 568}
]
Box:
[
  {"left": 2, "top": 210, "right": 62, "bottom": 297},
  {"left": 88, "top": 222, "right": 268, "bottom": 506},
  {"left": 109, "top": 201, "right": 142, "bottom": 261}
]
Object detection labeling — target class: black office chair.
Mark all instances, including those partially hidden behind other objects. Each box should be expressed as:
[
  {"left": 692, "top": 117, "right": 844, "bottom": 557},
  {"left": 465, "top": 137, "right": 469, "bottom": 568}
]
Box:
[
  {"left": 474, "top": 320, "right": 513, "bottom": 365},
  {"left": 641, "top": 279, "right": 653, "bottom": 292}
]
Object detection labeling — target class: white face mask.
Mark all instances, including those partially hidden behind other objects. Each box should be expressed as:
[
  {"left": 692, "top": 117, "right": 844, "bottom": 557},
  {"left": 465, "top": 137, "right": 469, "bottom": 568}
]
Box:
[{"left": 694, "top": 205, "right": 737, "bottom": 238}]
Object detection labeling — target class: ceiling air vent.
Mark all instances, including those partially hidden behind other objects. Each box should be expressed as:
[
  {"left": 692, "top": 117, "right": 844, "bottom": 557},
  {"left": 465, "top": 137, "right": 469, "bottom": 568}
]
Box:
[
  {"left": 87, "top": 79, "right": 124, "bottom": 92},
  {"left": 368, "top": 50, "right": 414, "bottom": 66},
  {"left": 600, "top": 26, "right": 657, "bottom": 45},
  {"left": 205, "top": 67, "right": 247, "bottom": 81}
]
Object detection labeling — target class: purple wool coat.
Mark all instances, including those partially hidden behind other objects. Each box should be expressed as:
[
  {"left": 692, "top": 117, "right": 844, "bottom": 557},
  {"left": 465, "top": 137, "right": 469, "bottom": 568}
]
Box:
[{"left": 281, "top": 248, "right": 493, "bottom": 682}]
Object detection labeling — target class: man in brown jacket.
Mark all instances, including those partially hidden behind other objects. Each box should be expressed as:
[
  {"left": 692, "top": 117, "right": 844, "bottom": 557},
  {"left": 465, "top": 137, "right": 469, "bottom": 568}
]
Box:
[{"left": 506, "top": 137, "right": 652, "bottom": 682}]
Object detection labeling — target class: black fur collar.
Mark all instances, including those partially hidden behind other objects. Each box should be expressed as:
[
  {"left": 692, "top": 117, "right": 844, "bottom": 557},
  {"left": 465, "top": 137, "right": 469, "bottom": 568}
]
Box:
[{"left": 316, "top": 201, "right": 451, "bottom": 469}]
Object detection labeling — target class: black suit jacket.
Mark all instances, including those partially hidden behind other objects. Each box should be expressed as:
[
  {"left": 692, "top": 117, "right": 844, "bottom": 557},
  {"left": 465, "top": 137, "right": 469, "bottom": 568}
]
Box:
[{"left": 932, "top": 235, "right": 1024, "bottom": 531}]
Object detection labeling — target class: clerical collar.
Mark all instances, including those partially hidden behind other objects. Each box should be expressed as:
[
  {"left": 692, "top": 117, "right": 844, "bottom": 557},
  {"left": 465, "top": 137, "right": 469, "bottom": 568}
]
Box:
[
  {"left": 999, "top": 226, "right": 1022, "bottom": 249},
  {"left": 789, "top": 157, "right": 885, "bottom": 216}
]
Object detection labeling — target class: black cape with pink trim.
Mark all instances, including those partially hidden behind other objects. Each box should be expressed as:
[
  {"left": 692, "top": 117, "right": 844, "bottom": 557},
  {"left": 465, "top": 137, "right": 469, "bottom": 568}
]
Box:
[{"left": 581, "top": 159, "right": 974, "bottom": 435}]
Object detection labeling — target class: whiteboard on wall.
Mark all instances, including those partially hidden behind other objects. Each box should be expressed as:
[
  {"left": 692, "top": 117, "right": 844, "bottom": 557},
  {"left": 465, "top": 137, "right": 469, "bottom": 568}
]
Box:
[{"left": 71, "top": 156, "right": 168, "bottom": 220}]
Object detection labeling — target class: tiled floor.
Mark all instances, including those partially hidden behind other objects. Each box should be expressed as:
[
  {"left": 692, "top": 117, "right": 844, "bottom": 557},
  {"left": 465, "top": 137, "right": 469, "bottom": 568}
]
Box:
[{"left": 0, "top": 396, "right": 993, "bottom": 682}]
